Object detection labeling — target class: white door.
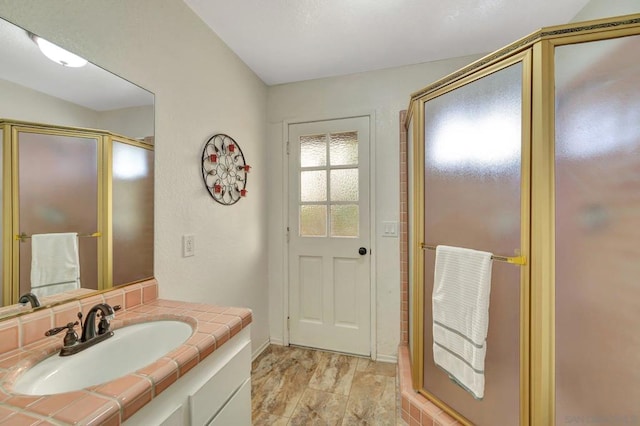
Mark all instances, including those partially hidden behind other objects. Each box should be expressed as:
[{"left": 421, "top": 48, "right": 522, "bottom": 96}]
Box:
[{"left": 288, "top": 116, "right": 371, "bottom": 356}]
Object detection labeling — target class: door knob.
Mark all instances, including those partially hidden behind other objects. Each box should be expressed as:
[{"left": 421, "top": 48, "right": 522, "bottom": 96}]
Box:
[{"left": 358, "top": 247, "right": 367, "bottom": 255}]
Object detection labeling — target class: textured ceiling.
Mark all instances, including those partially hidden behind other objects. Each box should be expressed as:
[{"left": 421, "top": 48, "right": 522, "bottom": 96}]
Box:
[{"left": 184, "top": 0, "right": 591, "bottom": 85}]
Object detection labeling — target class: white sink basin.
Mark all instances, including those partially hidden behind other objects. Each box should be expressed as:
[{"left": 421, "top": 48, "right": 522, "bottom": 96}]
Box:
[{"left": 13, "top": 320, "right": 193, "bottom": 395}]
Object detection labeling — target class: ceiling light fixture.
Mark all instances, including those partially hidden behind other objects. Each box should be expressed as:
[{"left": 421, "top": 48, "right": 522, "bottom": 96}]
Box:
[{"left": 29, "top": 33, "right": 88, "bottom": 68}]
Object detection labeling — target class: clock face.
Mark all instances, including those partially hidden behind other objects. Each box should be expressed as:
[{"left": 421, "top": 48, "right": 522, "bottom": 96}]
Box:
[{"left": 201, "top": 134, "right": 249, "bottom": 205}]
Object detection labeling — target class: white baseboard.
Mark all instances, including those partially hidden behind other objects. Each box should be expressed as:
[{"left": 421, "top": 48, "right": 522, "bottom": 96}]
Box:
[
  {"left": 268, "top": 337, "right": 284, "bottom": 346},
  {"left": 252, "top": 338, "right": 271, "bottom": 361},
  {"left": 376, "top": 353, "right": 398, "bottom": 364}
]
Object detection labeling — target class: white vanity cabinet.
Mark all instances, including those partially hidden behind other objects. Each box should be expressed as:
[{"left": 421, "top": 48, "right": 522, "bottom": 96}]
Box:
[{"left": 125, "top": 327, "right": 251, "bottom": 426}]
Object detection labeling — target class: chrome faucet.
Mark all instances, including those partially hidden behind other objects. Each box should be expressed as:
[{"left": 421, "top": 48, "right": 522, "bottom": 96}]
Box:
[
  {"left": 46, "top": 303, "right": 120, "bottom": 356},
  {"left": 18, "top": 292, "right": 41, "bottom": 308}
]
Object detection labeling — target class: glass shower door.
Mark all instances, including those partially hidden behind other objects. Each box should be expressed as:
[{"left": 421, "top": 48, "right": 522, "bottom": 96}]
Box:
[
  {"left": 422, "top": 61, "right": 525, "bottom": 425},
  {"left": 16, "top": 129, "right": 99, "bottom": 295},
  {"left": 112, "top": 139, "right": 154, "bottom": 286}
]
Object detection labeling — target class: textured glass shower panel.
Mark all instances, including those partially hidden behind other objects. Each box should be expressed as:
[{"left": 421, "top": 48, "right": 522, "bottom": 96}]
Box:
[
  {"left": 112, "top": 141, "right": 154, "bottom": 286},
  {"left": 0, "top": 130, "right": 3, "bottom": 304},
  {"left": 422, "top": 63, "right": 522, "bottom": 426},
  {"left": 555, "top": 35, "right": 640, "bottom": 423},
  {"left": 18, "top": 131, "right": 99, "bottom": 294}
]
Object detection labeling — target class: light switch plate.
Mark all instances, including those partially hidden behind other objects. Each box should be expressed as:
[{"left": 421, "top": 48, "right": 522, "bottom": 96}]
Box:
[
  {"left": 382, "top": 221, "right": 398, "bottom": 237},
  {"left": 183, "top": 234, "right": 195, "bottom": 257}
]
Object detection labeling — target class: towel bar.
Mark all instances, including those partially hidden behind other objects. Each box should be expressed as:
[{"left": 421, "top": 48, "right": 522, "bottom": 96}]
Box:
[
  {"left": 420, "top": 243, "right": 526, "bottom": 265},
  {"left": 15, "top": 232, "right": 101, "bottom": 242}
]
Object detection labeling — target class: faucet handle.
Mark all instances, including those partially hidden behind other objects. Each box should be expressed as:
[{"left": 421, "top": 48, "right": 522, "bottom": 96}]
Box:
[{"left": 45, "top": 321, "right": 79, "bottom": 337}]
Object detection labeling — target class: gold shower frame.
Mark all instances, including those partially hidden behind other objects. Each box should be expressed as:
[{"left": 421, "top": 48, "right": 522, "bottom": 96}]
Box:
[{"left": 406, "top": 13, "right": 640, "bottom": 426}]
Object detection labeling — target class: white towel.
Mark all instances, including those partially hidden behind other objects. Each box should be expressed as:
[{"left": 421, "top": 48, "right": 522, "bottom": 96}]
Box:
[
  {"left": 432, "top": 245, "right": 493, "bottom": 399},
  {"left": 30, "top": 233, "right": 80, "bottom": 297}
]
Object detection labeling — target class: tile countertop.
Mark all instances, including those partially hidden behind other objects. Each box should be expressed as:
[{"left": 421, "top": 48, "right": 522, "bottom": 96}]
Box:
[{"left": 0, "top": 298, "right": 252, "bottom": 425}]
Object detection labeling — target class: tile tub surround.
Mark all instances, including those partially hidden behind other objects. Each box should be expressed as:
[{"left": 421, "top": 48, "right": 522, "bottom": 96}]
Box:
[
  {"left": 398, "top": 345, "right": 461, "bottom": 426},
  {"left": 0, "top": 279, "right": 252, "bottom": 425}
]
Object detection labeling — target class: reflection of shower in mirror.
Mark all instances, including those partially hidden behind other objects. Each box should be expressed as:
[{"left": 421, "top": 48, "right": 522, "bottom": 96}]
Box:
[{"left": 114, "top": 144, "right": 149, "bottom": 180}]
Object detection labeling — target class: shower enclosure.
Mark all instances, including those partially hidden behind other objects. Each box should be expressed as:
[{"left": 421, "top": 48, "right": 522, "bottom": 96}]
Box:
[{"left": 406, "top": 14, "right": 640, "bottom": 426}]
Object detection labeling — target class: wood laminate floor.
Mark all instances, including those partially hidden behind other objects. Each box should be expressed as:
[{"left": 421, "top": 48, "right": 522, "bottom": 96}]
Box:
[{"left": 251, "top": 345, "right": 403, "bottom": 425}]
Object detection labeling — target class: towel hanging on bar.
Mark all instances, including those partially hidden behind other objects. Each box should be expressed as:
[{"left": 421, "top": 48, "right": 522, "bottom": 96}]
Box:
[
  {"left": 16, "top": 232, "right": 101, "bottom": 242},
  {"left": 421, "top": 243, "right": 526, "bottom": 265},
  {"left": 432, "top": 245, "right": 493, "bottom": 399}
]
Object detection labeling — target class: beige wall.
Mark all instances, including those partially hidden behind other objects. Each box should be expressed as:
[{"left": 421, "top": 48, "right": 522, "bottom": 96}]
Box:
[
  {"left": 0, "top": 0, "right": 270, "bottom": 354},
  {"left": 0, "top": 78, "right": 99, "bottom": 127},
  {"left": 0, "top": 78, "right": 154, "bottom": 138},
  {"left": 97, "top": 105, "right": 154, "bottom": 140}
]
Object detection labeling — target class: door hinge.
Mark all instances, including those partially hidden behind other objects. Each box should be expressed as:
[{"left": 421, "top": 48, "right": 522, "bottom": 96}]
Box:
[
  {"left": 286, "top": 226, "right": 290, "bottom": 243},
  {"left": 286, "top": 140, "right": 290, "bottom": 155},
  {"left": 287, "top": 316, "right": 290, "bottom": 332}
]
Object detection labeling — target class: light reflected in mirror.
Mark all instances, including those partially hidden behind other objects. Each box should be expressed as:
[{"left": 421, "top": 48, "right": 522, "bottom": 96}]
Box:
[{"left": 0, "top": 16, "right": 154, "bottom": 317}]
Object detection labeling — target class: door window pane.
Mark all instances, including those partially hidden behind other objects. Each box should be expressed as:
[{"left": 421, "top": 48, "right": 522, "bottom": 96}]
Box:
[
  {"left": 301, "top": 134, "right": 327, "bottom": 167},
  {"left": 330, "top": 205, "right": 359, "bottom": 237},
  {"left": 300, "top": 170, "right": 326, "bottom": 202},
  {"left": 330, "top": 132, "right": 358, "bottom": 166},
  {"left": 300, "top": 205, "right": 327, "bottom": 237},
  {"left": 298, "top": 129, "right": 361, "bottom": 238},
  {"left": 330, "top": 169, "right": 358, "bottom": 202}
]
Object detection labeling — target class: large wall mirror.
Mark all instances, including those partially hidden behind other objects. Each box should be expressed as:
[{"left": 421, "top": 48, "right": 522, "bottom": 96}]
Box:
[{"left": 0, "top": 16, "right": 154, "bottom": 317}]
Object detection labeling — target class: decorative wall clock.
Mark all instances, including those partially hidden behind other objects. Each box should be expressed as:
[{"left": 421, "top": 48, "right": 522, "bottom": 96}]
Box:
[{"left": 201, "top": 134, "right": 250, "bottom": 205}]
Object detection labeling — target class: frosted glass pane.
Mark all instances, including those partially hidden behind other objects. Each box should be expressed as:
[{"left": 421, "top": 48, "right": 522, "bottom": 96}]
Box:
[
  {"left": 18, "top": 131, "right": 99, "bottom": 295},
  {"left": 422, "top": 62, "right": 522, "bottom": 426},
  {"left": 112, "top": 141, "right": 154, "bottom": 286},
  {"left": 301, "top": 170, "right": 326, "bottom": 202},
  {"left": 330, "top": 132, "right": 358, "bottom": 166},
  {"left": 555, "top": 35, "right": 640, "bottom": 423},
  {"left": 300, "top": 134, "right": 326, "bottom": 167},
  {"left": 0, "top": 130, "right": 2, "bottom": 305},
  {"left": 330, "top": 169, "right": 358, "bottom": 202},
  {"left": 330, "top": 205, "right": 359, "bottom": 237},
  {"left": 300, "top": 205, "right": 327, "bottom": 237}
]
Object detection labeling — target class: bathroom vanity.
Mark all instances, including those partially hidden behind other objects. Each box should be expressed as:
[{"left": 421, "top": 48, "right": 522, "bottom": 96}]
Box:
[
  {"left": 127, "top": 327, "right": 251, "bottom": 425},
  {"left": 0, "top": 279, "right": 253, "bottom": 425}
]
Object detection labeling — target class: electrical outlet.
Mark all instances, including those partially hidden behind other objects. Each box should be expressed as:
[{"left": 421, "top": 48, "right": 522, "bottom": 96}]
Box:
[{"left": 183, "top": 234, "right": 195, "bottom": 257}]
